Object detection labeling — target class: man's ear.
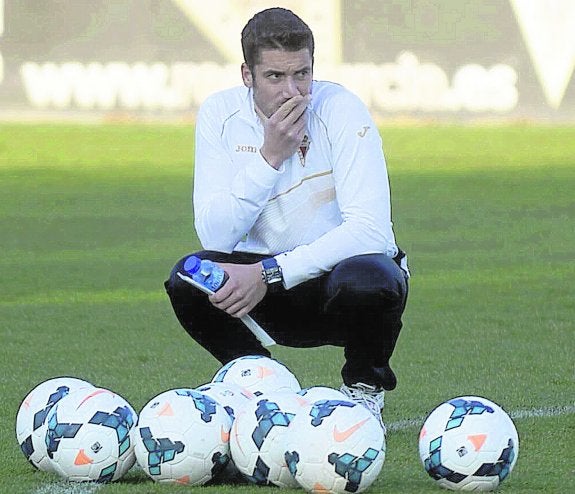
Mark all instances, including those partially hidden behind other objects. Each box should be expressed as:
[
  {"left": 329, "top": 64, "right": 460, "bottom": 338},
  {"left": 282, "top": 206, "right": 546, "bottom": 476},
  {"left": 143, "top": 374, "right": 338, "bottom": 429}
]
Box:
[{"left": 241, "top": 63, "right": 253, "bottom": 88}]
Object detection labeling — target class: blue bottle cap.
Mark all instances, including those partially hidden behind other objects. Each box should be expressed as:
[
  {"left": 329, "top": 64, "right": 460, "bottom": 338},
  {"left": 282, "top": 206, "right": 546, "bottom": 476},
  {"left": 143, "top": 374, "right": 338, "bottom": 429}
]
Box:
[{"left": 183, "top": 256, "right": 201, "bottom": 274}]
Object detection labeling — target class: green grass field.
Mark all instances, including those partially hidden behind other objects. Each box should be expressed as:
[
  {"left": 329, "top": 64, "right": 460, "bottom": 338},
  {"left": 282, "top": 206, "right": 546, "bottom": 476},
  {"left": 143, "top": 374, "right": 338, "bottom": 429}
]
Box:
[{"left": 1, "top": 123, "right": 573, "bottom": 493}]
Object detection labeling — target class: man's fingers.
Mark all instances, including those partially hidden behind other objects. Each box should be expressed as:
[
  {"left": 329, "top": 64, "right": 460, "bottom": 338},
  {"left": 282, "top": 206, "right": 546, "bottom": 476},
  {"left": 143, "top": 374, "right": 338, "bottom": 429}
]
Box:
[
  {"left": 227, "top": 304, "right": 250, "bottom": 319},
  {"left": 210, "top": 289, "right": 250, "bottom": 315},
  {"left": 271, "top": 104, "right": 308, "bottom": 141},
  {"left": 212, "top": 297, "right": 250, "bottom": 318},
  {"left": 272, "top": 95, "right": 309, "bottom": 123},
  {"left": 272, "top": 95, "right": 304, "bottom": 120},
  {"left": 286, "top": 99, "right": 308, "bottom": 124},
  {"left": 208, "top": 284, "right": 231, "bottom": 304}
]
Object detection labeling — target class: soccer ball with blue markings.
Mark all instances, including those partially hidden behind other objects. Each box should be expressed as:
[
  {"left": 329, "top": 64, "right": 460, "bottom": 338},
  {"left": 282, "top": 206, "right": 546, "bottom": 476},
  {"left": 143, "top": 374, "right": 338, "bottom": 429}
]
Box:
[
  {"left": 418, "top": 395, "right": 519, "bottom": 491},
  {"left": 195, "top": 381, "right": 255, "bottom": 422},
  {"left": 230, "top": 391, "right": 310, "bottom": 488},
  {"left": 44, "top": 386, "right": 137, "bottom": 482},
  {"left": 195, "top": 382, "right": 256, "bottom": 482},
  {"left": 211, "top": 355, "right": 301, "bottom": 396},
  {"left": 297, "top": 385, "right": 349, "bottom": 403},
  {"left": 285, "top": 399, "right": 385, "bottom": 493},
  {"left": 16, "top": 376, "right": 95, "bottom": 473},
  {"left": 134, "top": 388, "right": 232, "bottom": 485}
]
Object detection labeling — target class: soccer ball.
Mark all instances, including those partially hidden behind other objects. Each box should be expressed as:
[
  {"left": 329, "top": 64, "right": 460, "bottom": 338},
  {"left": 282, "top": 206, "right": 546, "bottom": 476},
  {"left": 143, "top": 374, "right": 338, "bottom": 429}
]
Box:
[
  {"left": 230, "top": 391, "right": 309, "bottom": 487},
  {"left": 15, "top": 376, "right": 95, "bottom": 472},
  {"left": 45, "top": 387, "right": 137, "bottom": 482},
  {"left": 285, "top": 399, "right": 386, "bottom": 493},
  {"left": 211, "top": 355, "right": 301, "bottom": 395},
  {"left": 134, "top": 388, "right": 232, "bottom": 485},
  {"left": 194, "top": 382, "right": 255, "bottom": 483},
  {"left": 195, "top": 381, "right": 255, "bottom": 421},
  {"left": 298, "top": 386, "right": 349, "bottom": 403},
  {"left": 418, "top": 395, "right": 519, "bottom": 491}
]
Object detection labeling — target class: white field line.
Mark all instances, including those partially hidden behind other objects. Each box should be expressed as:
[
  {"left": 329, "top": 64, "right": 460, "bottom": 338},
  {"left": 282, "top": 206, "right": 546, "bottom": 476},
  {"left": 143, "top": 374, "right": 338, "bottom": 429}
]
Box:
[
  {"left": 32, "top": 404, "right": 575, "bottom": 494},
  {"left": 386, "top": 404, "right": 575, "bottom": 433},
  {"left": 33, "top": 482, "right": 102, "bottom": 494}
]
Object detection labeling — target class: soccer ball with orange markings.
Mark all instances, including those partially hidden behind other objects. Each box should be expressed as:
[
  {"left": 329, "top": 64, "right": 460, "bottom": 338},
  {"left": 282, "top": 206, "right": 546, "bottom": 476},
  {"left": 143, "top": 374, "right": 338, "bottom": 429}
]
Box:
[
  {"left": 134, "top": 388, "right": 232, "bottom": 485},
  {"left": 16, "top": 376, "right": 95, "bottom": 472},
  {"left": 230, "top": 391, "right": 309, "bottom": 488},
  {"left": 284, "top": 399, "right": 385, "bottom": 493},
  {"left": 211, "top": 355, "right": 301, "bottom": 396},
  {"left": 418, "top": 396, "right": 519, "bottom": 491},
  {"left": 45, "top": 386, "right": 137, "bottom": 482}
]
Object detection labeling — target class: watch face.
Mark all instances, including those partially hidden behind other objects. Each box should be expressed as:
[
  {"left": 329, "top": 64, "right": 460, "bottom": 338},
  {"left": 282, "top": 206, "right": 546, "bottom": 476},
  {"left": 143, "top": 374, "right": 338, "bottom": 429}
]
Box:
[
  {"left": 265, "top": 267, "right": 281, "bottom": 283},
  {"left": 262, "top": 259, "right": 282, "bottom": 284}
]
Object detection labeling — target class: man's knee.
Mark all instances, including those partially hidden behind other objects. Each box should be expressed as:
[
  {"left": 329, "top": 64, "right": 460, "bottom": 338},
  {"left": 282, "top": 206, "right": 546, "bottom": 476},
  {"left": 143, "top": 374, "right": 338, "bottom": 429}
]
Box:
[
  {"left": 326, "top": 253, "right": 407, "bottom": 308},
  {"left": 164, "top": 252, "right": 211, "bottom": 303}
]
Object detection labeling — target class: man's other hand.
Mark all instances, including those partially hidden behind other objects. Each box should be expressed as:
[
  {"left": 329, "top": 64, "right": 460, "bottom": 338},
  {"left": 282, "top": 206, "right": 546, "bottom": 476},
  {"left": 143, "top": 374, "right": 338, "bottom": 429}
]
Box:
[{"left": 208, "top": 262, "right": 268, "bottom": 318}]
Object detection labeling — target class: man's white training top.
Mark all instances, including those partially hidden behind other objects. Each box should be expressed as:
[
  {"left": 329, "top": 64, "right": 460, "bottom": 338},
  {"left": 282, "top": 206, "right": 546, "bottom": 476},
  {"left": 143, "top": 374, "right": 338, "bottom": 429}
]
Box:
[{"left": 193, "top": 80, "right": 399, "bottom": 289}]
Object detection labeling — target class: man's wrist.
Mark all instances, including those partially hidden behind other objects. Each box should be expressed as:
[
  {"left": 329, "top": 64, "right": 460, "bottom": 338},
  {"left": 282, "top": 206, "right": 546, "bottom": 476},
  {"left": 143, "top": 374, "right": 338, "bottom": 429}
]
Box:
[{"left": 259, "top": 147, "right": 282, "bottom": 170}]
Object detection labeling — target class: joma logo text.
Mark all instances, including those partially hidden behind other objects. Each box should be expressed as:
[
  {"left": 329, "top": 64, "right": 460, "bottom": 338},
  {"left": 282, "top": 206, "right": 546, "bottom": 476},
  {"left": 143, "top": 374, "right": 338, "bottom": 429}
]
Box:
[
  {"left": 236, "top": 144, "right": 257, "bottom": 153},
  {"left": 357, "top": 126, "right": 370, "bottom": 137}
]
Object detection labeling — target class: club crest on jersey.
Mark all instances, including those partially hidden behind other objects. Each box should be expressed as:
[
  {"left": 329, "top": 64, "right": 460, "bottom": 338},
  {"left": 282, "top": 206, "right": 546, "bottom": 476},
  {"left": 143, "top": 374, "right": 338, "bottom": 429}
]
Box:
[{"left": 298, "top": 135, "right": 310, "bottom": 166}]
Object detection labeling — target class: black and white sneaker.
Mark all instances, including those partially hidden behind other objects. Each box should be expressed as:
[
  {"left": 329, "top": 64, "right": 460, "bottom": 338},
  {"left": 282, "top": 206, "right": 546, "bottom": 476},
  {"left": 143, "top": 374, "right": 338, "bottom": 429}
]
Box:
[{"left": 340, "top": 382, "right": 386, "bottom": 432}]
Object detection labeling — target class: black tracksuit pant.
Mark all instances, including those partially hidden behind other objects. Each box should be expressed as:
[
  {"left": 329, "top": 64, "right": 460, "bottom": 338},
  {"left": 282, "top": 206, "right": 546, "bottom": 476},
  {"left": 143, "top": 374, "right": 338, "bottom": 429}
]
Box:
[{"left": 165, "top": 251, "right": 408, "bottom": 391}]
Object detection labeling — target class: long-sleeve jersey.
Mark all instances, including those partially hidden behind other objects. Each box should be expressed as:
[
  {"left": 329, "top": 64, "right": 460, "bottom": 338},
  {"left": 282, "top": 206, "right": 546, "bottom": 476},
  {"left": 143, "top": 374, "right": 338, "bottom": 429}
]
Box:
[{"left": 193, "top": 80, "right": 399, "bottom": 289}]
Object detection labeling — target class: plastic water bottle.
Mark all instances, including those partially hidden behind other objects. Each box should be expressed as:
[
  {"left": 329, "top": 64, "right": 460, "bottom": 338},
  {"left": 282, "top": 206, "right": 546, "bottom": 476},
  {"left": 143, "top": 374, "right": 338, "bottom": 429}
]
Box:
[
  {"left": 183, "top": 256, "right": 228, "bottom": 292},
  {"left": 177, "top": 255, "right": 276, "bottom": 347}
]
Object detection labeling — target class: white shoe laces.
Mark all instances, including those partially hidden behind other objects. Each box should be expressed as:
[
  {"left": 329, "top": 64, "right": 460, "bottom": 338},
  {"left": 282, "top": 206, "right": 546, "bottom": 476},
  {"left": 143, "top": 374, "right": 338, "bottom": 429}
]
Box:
[{"left": 340, "top": 382, "right": 386, "bottom": 432}]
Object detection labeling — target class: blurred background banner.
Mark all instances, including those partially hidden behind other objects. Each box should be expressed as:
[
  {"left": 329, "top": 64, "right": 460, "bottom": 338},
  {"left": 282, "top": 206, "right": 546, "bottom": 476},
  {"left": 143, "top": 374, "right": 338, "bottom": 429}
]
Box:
[{"left": 0, "top": 0, "right": 573, "bottom": 122}]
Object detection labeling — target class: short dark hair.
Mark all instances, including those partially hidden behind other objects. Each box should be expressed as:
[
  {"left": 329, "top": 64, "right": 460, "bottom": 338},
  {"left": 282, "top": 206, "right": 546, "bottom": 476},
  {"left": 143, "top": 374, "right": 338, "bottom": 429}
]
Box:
[{"left": 241, "top": 8, "right": 314, "bottom": 68}]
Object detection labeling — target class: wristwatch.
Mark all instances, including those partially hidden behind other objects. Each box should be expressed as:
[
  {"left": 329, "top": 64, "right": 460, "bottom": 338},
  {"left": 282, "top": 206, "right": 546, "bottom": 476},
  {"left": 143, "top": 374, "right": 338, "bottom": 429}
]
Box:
[{"left": 261, "top": 257, "right": 283, "bottom": 286}]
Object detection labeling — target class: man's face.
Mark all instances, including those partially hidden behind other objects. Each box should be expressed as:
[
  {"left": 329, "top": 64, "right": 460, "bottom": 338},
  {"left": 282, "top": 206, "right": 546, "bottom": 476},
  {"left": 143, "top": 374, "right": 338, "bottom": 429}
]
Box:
[{"left": 242, "top": 48, "right": 313, "bottom": 118}]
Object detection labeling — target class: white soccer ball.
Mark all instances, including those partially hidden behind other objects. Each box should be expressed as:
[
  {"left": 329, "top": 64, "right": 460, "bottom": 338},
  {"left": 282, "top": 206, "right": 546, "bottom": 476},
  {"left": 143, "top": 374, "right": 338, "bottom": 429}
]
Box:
[
  {"left": 134, "top": 388, "right": 232, "bottom": 485},
  {"left": 419, "top": 395, "right": 519, "bottom": 491},
  {"left": 285, "top": 399, "right": 386, "bottom": 493},
  {"left": 298, "top": 386, "right": 349, "bottom": 403},
  {"left": 194, "top": 382, "right": 256, "bottom": 484},
  {"left": 211, "top": 355, "right": 301, "bottom": 395},
  {"left": 45, "top": 387, "right": 137, "bottom": 482},
  {"left": 15, "top": 376, "right": 95, "bottom": 472},
  {"left": 230, "top": 391, "right": 309, "bottom": 487},
  {"left": 195, "top": 381, "right": 255, "bottom": 422}
]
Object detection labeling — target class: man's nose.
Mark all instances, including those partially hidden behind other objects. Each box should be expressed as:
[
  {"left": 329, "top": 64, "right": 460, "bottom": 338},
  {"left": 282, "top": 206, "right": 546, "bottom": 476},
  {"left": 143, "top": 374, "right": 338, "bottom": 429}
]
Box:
[{"left": 282, "top": 76, "right": 300, "bottom": 97}]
